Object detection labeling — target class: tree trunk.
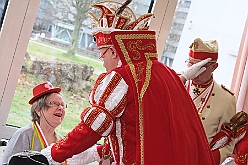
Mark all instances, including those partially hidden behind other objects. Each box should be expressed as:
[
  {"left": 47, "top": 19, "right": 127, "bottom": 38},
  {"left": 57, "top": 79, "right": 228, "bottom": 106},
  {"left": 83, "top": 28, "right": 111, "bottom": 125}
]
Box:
[{"left": 67, "top": 14, "right": 83, "bottom": 56}]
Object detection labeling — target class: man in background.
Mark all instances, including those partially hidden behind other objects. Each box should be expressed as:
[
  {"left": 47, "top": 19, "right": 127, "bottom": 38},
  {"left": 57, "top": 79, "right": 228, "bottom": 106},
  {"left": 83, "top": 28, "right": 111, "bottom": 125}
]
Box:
[{"left": 180, "top": 38, "right": 236, "bottom": 164}]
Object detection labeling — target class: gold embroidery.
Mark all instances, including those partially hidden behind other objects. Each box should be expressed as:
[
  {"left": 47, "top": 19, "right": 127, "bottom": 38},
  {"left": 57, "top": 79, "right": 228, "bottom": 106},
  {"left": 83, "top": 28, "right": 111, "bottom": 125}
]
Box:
[
  {"left": 97, "top": 116, "right": 113, "bottom": 134},
  {"left": 84, "top": 107, "right": 101, "bottom": 126},
  {"left": 114, "top": 33, "right": 156, "bottom": 164},
  {"left": 77, "top": 125, "right": 84, "bottom": 131},
  {"left": 117, "top": 17, "right": 128, "bottom": 29},
  {"left": 115, "top": 33, "right": 156, "bottom": 65},
  {"left": 55, "top": 135, "right": 68, "bottom": 150},
  {"left": 80, "top": 107, "right": 91, "bottom": 120},
  {"left": 236, "top": 151, "right": 248, "bottom": 164},
  {"left": 111, "top": 95, "right": 127, "bottom": 116},
  {"left": 84, "top": 72, "right": 128, "bottom": 135},
  {"left": 106, "top": 14, "right": 115, "bottom": 27},
  {"left": 141, "top": 53, "right": 153, "bottom": 98},
  {"left": 122, "top": 120, "right": 128, "bottom": 164},
  {"left": 91, "top": 73, "right": 108, "bottom": 104},
  {"left": 86, "top": 105, "right": 115, "bottom": 135},
  {"left": 127, "top": 40, "right": 155, "bottom": 60},
  {"left": 99, "top": 73, "right": 122, "bottom": 105},
  {"left": 136, "top": 63, "right": 145, "bottom": 81},
  {"left": 145, "top": 52, "right": 158, "bottom": 58}
]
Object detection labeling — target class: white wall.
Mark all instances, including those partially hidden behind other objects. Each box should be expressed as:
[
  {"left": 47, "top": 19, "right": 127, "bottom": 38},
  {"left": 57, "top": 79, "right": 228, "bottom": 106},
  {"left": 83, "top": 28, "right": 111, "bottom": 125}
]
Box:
[{"left": 172, "top": 0, "right": 248, "bottom": 88}]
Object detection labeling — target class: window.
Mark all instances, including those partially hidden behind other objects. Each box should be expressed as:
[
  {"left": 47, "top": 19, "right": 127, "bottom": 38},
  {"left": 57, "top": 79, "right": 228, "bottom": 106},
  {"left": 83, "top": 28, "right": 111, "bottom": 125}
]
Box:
[
  {"left": 0, "top": 0, "right": 177, "bottom": 141},
  {"left": 0, "top": 0, "right": 8, "bottom": 31},
  {"left": 169, "top": 34, "right": 181, "bottom": 42},
  {"left": 176, "top": 11, "right": 188, "bottom": 19},
  {"left": 165, "top": 45, "right": 177, "bottom": 54},
  {"left": 178, "top": 1, "right": 191, "bottom": 8},
  {"left": 173, "top": 22, "right": 184, "bottom": 30},
  {"left": 161, "top": 56, "right": 174, "bottom": 68},
  {"left": 0, "top": 0, "right": 155, "bottom": 138}
]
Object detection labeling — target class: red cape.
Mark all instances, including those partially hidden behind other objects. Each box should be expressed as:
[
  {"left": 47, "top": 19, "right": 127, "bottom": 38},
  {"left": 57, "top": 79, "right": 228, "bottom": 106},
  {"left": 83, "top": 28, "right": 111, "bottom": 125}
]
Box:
[{"left": 111, "top": 30, "right": 215, "bottom": 165}]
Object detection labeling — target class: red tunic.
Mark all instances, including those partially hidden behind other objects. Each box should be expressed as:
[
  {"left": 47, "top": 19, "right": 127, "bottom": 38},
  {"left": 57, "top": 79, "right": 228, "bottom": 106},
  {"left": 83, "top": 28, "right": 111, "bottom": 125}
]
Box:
[
  {"left": 50, "top": 62, "right": 215, "bottom": 165},
  {"left": 50, "top": 30, "right": 215, "bottom": 164}
]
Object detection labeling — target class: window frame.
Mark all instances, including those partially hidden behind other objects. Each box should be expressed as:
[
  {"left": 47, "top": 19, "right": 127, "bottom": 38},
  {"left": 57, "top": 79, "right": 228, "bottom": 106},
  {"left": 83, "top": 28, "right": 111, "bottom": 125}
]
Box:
[
  {"left": 0, "top": 0, "right": 176, "bottom": 140},
  {"left": 0, "top": 0, "right": 40, "bottom": 140}
]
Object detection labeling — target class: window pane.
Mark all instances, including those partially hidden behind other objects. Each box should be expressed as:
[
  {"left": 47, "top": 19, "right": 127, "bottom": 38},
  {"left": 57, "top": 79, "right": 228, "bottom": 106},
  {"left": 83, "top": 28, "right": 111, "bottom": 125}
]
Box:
[
  {"left": 0, "top": 0, "right": 8, "bottom": 31},
  {"left": 6, "top": 0, "right": 151, "bottom": 136},
  {"left": 161, "top": 0, "right": 191, "bottom": 67}
]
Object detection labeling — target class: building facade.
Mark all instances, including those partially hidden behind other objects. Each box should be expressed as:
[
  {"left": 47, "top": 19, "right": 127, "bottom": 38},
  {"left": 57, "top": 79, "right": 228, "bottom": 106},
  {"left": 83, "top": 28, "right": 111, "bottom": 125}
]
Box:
[{"left": 160, "top": 0, "right": 192, "bottom": 67}]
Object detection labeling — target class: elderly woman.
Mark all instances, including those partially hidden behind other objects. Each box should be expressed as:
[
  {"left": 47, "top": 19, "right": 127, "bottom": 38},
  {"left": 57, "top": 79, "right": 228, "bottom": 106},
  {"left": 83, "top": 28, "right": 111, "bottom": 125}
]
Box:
[{"left": 1, "top": 81, "right": 66, "bottom": 165}]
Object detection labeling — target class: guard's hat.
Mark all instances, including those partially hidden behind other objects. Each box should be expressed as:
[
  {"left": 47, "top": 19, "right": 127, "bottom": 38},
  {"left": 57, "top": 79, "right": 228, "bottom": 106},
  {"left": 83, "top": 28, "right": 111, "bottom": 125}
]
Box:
[{"left": 189, "top": 38, "right": 218, "bottom": 62}]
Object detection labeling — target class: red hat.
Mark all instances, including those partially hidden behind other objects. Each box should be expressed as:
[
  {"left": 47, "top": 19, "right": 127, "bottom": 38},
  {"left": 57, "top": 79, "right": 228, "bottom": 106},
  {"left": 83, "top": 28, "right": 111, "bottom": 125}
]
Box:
[
  {"left": 89, "top": 0, "right": 153, "bottom": 49},
  {"left": 29, "top": 82, "right": 61, "bottom": 104},
  {"left": 189, "top": 38, "right": 218, "bottom": 62}
]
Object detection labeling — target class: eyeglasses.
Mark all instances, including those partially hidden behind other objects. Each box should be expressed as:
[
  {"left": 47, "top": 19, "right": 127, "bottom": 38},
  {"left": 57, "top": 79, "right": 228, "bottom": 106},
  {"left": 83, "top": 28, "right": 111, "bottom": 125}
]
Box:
[
  {"left": 99, "top": 46, "right": 112, "bottom": 59},
  {"left": 185, "top": 59, "right": 214, "bottom": 67},
  {"left": 46, "top": 101, "right": 67, "bottom": 109},
  {"left": 185, "top": 59, "right": 194, "bottom": 66}
]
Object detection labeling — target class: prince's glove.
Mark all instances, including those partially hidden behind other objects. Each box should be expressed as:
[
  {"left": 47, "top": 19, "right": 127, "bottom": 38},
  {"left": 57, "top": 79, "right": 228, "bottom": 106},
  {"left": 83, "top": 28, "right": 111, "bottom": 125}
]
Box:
[
  {"left": 40, "top": 143, "right": 61, "bottom": 165},
  {"left": 182, "top": 58, "right": 212, "bottom": 80},
  {"left": 66, "top": 145, "right": 101, "bottom": 165}
]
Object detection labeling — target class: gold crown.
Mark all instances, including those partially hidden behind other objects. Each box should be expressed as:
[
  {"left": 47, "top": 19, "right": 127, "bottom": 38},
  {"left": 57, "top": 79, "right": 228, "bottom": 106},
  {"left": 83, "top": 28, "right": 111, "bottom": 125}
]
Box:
[{"left": 88, "top": 0, "right": 153, "bottom": 49}]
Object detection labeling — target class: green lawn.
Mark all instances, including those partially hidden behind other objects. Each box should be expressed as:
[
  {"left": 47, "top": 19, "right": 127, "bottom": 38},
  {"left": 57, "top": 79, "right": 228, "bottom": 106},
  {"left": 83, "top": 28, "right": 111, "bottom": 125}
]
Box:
[
  {"left": 27, "top": 41, "right": 105, "bottom": 72},
  {"left": 7, "top": 41, "right": 105, "bottom": 140}
]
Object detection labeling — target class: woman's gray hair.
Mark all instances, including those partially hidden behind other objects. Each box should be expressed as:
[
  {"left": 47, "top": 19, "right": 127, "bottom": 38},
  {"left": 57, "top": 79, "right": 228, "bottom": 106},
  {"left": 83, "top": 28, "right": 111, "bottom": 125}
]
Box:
[{"left": 30, "top": 92, "right": 63, "bottom": 123}]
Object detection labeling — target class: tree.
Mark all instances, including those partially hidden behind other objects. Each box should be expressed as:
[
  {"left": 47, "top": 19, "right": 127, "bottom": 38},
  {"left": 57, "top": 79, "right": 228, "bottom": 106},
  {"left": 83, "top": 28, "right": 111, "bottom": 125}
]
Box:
[
  {"left": 67, "top": 0, "right": 96, "bottom": 56},
  {"left": 51, "top": 0, "right": 96, "bottom": 56}
]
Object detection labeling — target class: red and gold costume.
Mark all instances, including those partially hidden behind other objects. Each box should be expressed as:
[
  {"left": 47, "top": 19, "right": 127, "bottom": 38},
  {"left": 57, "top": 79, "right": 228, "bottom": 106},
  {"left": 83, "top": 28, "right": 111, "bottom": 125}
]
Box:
[
  {"left": 43, "top": 1, "right": 215, "bottom": 165},
  {"left": 220, "top": 111, "right": 248, "bottom": 165},
  {"left": 234, "top": 125, "right": 248, "bottom": 165}
]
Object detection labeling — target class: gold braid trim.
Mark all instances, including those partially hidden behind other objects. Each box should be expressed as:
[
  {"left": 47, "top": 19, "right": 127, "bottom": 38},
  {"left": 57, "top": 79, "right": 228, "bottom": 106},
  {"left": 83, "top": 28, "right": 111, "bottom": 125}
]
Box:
[{"left": 115, "top": 33, "right": 155, "bottom": 164}]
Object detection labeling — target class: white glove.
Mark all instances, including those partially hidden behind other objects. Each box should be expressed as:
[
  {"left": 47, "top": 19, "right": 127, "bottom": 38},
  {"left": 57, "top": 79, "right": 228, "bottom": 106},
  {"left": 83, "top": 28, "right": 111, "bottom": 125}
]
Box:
[
  {"left": 182, "top": 58, "right": 212, "bottom": 80},
  {"left": 221, "top": 157, "right": 236, "bottom": 165},
  {"left": 66, "top": 145, "right": 101, "bottom": 165},
  {"left": 40, "top": 143, "right": 61, "bottom": 165}
]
